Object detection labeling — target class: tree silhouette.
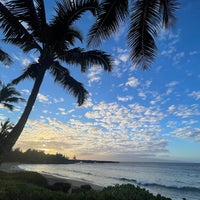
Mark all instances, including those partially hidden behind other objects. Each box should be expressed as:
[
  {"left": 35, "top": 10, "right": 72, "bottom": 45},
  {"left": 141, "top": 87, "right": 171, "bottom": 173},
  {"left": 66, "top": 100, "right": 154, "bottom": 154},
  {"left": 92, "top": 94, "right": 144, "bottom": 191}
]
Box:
[
  {"left": 0, "top": 119, "right": 14, "bottom": 153},
  {"left": 0, "top": 81, "right": 25, "bottom": 111},
  {"left": 88, "top": 0, "right": 179, "bottom": 69},
  {"left": 0, "top": 0, "right": 113, "bottom": 151}
]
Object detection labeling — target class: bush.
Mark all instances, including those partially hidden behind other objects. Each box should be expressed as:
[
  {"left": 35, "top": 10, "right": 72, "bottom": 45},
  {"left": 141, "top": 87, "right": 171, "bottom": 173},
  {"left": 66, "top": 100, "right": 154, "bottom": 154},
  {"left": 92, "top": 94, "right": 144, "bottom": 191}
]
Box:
[
  {"left": 0, "top": 171, "right": 48, "bottom": 187},
  {"left": 0, "top": 171, "right": 173, "bottom": 200},
  {"left": 48, "top": 182, "right": 71, "bottom": 193},
  {"left": 0, "top": 180, "right": 68, "bottom": 200},
  {"left": 69, "top": 184, "right": 172, "bottom": 200}
]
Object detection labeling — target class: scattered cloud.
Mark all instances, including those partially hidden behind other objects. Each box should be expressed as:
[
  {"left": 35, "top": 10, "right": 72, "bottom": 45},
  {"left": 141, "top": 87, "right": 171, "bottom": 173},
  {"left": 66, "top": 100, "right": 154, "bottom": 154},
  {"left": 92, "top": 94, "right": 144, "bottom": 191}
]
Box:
[
  {"left": 87, "top": 67, "right": 103, "bottom": 86},
  {"left": 125, "top": 77, "right": 139, "bottom": 88},
  {"left": 54, "top": 97, "right": 64, "bottom": 103},
  {"left": 166, "top": 81, "right": 179, "bottom": 87},
  {"left": 37, "top": 93, "right": 50, "bottom": 103},
  {"left": 117, "top": 96, "right": 133, "bottom": 102},
  {"left": 188, "top": 91, "right": 200, "bottom": 100}
]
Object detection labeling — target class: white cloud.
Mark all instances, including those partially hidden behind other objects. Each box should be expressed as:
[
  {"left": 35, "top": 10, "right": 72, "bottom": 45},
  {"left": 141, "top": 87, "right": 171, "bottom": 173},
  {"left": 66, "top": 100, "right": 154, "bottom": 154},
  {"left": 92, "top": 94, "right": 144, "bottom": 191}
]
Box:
[
  {"left": 21, "top": 89, "right": 30, "bottom": 97},
  {"left": 168, "top": 105, "right": 176, "bottom": 113},
  {"left": 189, "top": 91, "right": 200, "bottom": 100},
  {"left": 166, "top": 81, "right": 179, "bottom": 87},
  {"left": 118, "top": 54, "right": 129, "bottom": 63},
  {"left": 37, "top": 93, "right": 49, "bottom": 103},
  {"left": 87, "top": 67, "right": 103, "bottom": 86},
  {"left": 125, "top": 77, "right": 139, "bottom": 88},
  {"left": 117, "top": 95, "right": 133, "bottom": 102},
  {"left": 54, "top": 97, "right": 64, "bottom": 103},
  {"left": 138, "top": 91, "right": 147, "bottom": 100},
  {"left": 173, "top": 52, "right": 185, "bottom": 64},
  {"left": 22, "top": 58, "right": 31, "bottom": 66}
]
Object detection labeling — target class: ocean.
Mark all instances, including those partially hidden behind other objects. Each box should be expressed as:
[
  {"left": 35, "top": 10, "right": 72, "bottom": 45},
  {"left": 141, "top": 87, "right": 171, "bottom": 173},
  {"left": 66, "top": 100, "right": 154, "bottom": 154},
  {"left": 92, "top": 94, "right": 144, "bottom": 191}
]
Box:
[{"left": 19, "top": 162, "right": 200, "bottom": 200}]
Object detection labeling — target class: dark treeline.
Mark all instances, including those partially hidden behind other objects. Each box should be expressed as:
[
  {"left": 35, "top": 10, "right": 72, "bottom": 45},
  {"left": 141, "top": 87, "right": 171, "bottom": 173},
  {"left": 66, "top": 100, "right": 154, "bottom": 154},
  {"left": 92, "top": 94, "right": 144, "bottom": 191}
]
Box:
[
  {"left": 1, "top": 148, "right": 76, "bottom": 164},
  {"left": 1, "top": 148, "right": 118, "bottom": 164}
]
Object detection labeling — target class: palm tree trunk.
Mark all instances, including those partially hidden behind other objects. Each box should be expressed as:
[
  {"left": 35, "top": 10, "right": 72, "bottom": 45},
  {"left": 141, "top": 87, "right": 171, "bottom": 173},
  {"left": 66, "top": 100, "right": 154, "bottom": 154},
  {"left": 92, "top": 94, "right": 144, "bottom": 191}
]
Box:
[{"left": 5, "top": 68, "right": 46, "bottom": 152}]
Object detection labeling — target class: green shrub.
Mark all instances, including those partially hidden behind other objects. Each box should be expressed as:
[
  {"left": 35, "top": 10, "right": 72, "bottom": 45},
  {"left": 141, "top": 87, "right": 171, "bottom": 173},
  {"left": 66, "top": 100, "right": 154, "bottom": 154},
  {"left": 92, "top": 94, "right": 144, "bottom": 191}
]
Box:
[
  {"left": 0, "top": 171, "right": 48, "bottom": 187},
  {"left": 0, "top": 180, "right": 67, "bottom": 200},
  {"left": 0, "top": 171, "right": 174, "bottom": 200},
  {"left": 48, "top": 182, "right": 71, "bottom": 193}
]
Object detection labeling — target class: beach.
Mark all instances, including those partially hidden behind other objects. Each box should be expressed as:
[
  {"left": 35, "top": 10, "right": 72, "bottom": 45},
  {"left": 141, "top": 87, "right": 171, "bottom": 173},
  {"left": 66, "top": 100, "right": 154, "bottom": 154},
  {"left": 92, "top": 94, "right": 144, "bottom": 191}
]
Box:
[
  {"left": 0, "top": 162, "right": 103, "bottom": 192},
  {"left": 1, "top": 162, "right": 200, "bottom": 199},
  {"left": 17, "top": 162, "right": 200, "bottom": 200}
]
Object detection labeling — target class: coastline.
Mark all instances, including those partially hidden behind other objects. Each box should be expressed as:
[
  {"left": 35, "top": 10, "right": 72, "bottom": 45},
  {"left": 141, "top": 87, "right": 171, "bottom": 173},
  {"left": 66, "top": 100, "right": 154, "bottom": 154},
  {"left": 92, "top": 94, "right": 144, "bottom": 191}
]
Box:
[{"left": 0, "top": 162, "right": 103, "bottom": 191}]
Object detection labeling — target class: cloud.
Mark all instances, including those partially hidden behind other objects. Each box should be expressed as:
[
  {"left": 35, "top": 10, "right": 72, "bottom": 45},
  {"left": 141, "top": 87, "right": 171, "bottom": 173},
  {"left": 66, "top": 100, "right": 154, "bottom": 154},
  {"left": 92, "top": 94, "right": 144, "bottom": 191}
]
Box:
[
  {"left": 173, "top": 52, "right": 185, "bottom": 64},
  {"left": 118, "top": 54, "right": 129, "bottom": 63},
  {"left": 15, "top": 99, "right": 169, "bottom": 160},
  {"left": 117, "top": 96, "right": 133, "bottom": 102},
  {"left": 167, "top": 127, "right": 200, "bottom": 142},
  {"left": 159, "top": 30, "right": 180, "bottom": 58},
  {"left": 125, "top": 77, "right": 139, "bottom": 88},
  {"left": 37, "top": 93, "right": 49, "bottom": 103},
  {"left": 22, "top": 89, "right": 30, "bottom": 95},
  {"left": 166, "top": 81, "right": 179, "bottom": 87},
  {"left": 188, "top": 91, "right": 200, "bottom": 100},
  {"left": 54, "top": 97, "right": 64, "bottom": 103},
  {"left": 87, "top": 66, "right": 103, "bottom": 86},
  {"left": 22, "top": 58, "right": 31, "bottom": 66}
]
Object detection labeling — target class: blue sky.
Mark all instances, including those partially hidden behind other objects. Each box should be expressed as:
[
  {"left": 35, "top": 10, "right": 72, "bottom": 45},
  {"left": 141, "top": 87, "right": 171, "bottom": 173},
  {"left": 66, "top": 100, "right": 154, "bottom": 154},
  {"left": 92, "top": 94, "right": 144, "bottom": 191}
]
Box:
[{"left": 0, "top": 0, "right": 200, "bottom": 162}]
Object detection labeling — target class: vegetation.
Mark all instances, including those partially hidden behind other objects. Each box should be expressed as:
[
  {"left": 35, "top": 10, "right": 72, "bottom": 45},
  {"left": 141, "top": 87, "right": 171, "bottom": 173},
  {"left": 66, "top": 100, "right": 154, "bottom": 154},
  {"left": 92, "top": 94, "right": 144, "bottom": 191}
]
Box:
[
  {"left": 0, "top": 0, "right": 112, "bottom": 152},
  {"left": 1, "top": 148, "right": 118, "bottom": 164},
  {"left": 1, "top": 148, "right": 71, "bottom": 164},
  {"left": 0, "top": 0, "right": 113, "bottom": 152},
  {"left": 0, "top": 0, "right": 179, "bottom": 153},
  {"left": 0, "top": 81, "right": 25, "bottom": 111},
  {"left": 0, "top": 120, "right": 14, "bottom": 153},
  {"left": 88, "top": 0, "right": 179, "bottom": 69},
  {"left": 0, "top": 82, "right": 25, "bottom": 153},
  {"left": 0, "top": 170, "right": 173, "bottom": 200}
]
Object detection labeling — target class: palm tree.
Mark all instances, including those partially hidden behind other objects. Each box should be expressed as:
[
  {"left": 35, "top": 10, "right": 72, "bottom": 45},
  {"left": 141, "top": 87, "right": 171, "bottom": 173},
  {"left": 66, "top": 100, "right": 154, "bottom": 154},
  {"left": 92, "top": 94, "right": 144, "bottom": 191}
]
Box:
[
  {"left": 0, "top": 120, "right": 14, "bottom": 153},
  {"left": 0, "top": 81, "right": 25, "bottom": 111},
  {"left": 0, "top": 0, "right": 113, "bottom": 150},
  {"left": 88, "top": 0, "right": 179, "bottom": 69}
]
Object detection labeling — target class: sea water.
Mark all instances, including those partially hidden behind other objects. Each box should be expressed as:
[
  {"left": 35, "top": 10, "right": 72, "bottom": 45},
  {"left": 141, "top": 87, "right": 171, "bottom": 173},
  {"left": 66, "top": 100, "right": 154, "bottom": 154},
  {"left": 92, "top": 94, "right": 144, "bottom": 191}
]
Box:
[{"left": 19, "top": 162, "right": 200, "bottom": 200}]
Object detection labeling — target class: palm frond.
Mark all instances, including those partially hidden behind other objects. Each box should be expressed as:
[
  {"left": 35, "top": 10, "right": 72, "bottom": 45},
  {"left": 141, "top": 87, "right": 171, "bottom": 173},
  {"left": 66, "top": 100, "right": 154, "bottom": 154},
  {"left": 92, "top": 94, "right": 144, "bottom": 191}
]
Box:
[
  {"left": 160, "top": 0, "right": 179, "bottom": 28},
  {"left": 1, "top": 103, "right": 14, "bottom": 111},
  {"left": 0, "top": 83, "right": 25, "bottom": 111},
  {"left": 3, "top": 97, "right": 25, "bottom": 104},
  {"left": 52, "top": 0, "right": 98, "bottom": 27},
  {"left": 0, "top": 119, "right": 14, "bottom": 151},
  {"left": 50, "top": 61, "right": 88, "bottom": 106},
  {"left": 11, "top": 63, "right": 41, "bottom": 85},
  {"left": 0, "top": 2, "right": 40, "bottom": 52},
  {"left": 48, "top": 25, "right": 83, "bottom": 54},
  {"left": 127, "top": 0, "right": 161, "bottom": 70},
  {"left": 0, "top": 120, "right": 14, "bottom": 134},
  {"left": 5, "top": 0, "right": 41, "bottom": 39},
  {"left": 0, "top": 48, "right": 13, "bottom": 65},
  {"left": 35, "top": 0, "right": 46, "bottom": 27},
  {"left": 59, "top": 47, "right": 113, "bottom": 72},
  {"left": 87, "top": 0, "right": 128, "bottom": 47}
]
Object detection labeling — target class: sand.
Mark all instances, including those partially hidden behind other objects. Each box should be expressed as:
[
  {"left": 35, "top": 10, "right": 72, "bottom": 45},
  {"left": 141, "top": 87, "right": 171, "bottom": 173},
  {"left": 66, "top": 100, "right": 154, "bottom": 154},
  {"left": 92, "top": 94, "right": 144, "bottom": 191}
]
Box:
[{"left": 0, "top": 162, "right": 103, "bottom": 191}]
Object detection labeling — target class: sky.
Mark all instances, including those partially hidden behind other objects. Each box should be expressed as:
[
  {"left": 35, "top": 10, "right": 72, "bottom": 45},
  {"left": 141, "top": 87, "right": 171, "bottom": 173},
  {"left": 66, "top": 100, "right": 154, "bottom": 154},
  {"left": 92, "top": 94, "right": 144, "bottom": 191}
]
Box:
[{"left": 0, "top": 0, "right": 200, "bottom": 162}]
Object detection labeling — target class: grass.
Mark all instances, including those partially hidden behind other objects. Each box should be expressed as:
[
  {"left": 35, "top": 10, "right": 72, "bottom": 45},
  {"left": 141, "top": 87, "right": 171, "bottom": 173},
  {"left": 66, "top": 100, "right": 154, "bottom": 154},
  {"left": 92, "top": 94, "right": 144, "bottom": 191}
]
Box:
[{"left": 0, "top": 171, "right": 173, "bottom": 200}]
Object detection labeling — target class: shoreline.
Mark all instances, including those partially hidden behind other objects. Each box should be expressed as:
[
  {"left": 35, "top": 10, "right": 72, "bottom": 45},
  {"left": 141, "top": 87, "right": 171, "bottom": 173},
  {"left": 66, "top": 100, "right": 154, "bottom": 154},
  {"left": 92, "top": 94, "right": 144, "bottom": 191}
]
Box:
[{"left": 0, "top": 162, "right": 103, "bottom": 191}]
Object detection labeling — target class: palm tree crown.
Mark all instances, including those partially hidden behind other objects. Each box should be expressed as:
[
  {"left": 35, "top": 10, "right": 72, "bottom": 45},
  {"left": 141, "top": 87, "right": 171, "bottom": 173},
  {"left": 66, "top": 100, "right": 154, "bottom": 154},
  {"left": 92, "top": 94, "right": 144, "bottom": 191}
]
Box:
[
  {"left": 87, "top": 0, "right": 179, "bottom": 69},
  {"left": 0, "top": 81, "right": 25, "bottom": 111},
  {"left": 0, "top": 0, "right": 113, "bottom": 151}
]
